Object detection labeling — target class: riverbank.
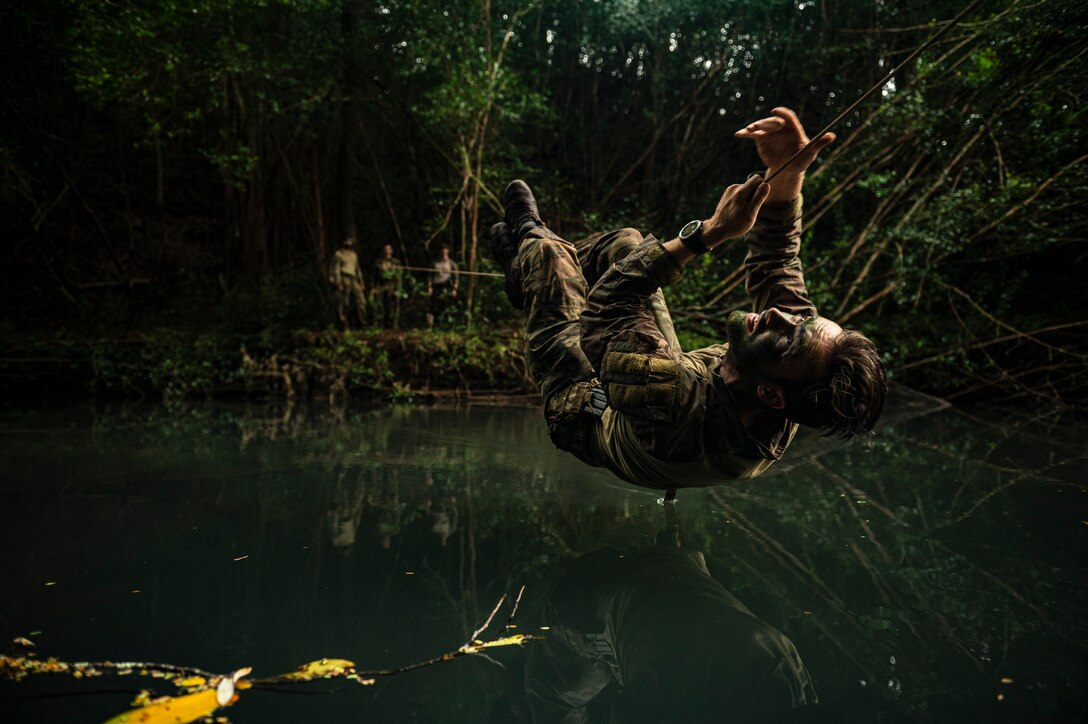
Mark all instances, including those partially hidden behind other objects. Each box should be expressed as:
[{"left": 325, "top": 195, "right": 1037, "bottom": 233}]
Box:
[
  {"left": 4, "top": 324, "right": 1084, "bottom": 420},
  {"left": 0, "top": 327, "right": 536, "bottom": 404}
]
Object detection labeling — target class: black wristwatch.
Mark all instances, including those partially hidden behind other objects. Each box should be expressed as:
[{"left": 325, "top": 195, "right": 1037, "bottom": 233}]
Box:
[{"left": 678, "top": 219, "right": 709, "bottom": 255}]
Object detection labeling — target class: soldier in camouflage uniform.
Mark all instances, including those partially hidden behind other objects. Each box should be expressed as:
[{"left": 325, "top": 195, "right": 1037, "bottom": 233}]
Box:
[
  {"left": 490, "top": 108, "right": 887, "bottom": 490},
  {"left": 372, "top": 243, "right": 402, "bottom": 329},
  {"left": 426, "top": 244, "right": 459, "bottom": 328},
  {"left": 328, "top": 237, "right": 367, "bottom": 328}
]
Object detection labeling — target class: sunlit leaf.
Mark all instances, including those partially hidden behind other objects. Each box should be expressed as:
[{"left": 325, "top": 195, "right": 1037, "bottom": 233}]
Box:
[
  {"left": 103, "top": 687, "right": 231, "bottom": 724},
  {"left": 1, "top": 655, "right": 71, "bottom": 681},
  {"left": 460, "top": 634, "right": 537, "bottom": 653},
  {"left": 173, "top": 676, "right": 206, "bottom": 689},
  {"left": 271, "top": 658, "right": 356, "bottom": 682}
]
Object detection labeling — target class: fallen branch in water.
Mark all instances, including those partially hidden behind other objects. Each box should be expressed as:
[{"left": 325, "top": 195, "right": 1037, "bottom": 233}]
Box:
[{"left": 1, "top": 587, "right": 537, "bottom": 724}]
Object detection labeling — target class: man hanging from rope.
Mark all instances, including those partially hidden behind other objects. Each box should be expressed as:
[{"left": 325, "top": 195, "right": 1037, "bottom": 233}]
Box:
[{"left": 490, "top": 107, "right": 887, "bottom": 490}]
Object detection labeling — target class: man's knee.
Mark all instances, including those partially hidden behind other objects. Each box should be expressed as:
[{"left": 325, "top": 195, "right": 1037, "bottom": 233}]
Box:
[
  {"left": 601, "top": 227, "right": 643, "bottom": 263},
  {"left": 520, "top": 225, "right": 564, "bottom": 246},
  {"left": 580, "top": 227, "right": 644, "bottom": 281},
  {"left": 521, "top": 238, "right": 584, "bottom": 292}
]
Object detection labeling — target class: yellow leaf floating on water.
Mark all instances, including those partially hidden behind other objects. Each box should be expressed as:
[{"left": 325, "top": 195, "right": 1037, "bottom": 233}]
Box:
[
  {"left": 273, "top": 658, "right": 356, "bottom": 682},
  {"left": 103, "top": 687, "right": 228, "bottom": 724}
]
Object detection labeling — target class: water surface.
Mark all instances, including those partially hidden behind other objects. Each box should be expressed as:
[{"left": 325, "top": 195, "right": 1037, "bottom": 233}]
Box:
[{"left": 1, "top": 399, "right": 1085, "bottom": 722}]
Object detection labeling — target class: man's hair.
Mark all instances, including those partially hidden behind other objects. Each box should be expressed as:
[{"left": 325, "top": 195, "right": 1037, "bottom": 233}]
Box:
[{"left": 778, "top": 330, "right": 887, "bottom": 439}]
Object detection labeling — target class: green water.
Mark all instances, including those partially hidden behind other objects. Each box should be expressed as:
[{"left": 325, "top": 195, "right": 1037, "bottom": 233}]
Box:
[{"left": 1, "top": 400, "right": 1085, "bottom": 722}]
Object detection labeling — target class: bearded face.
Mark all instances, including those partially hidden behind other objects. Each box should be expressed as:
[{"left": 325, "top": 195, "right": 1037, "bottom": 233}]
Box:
[{"left": 724, "top": 308, "right": 842, "bottom": 392}]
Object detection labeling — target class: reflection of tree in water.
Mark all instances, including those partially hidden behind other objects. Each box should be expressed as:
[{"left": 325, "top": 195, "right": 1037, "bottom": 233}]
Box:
[
  {"left": 698, "top": 410, "right": 1088, "bottom": 723},
  {"left": 15, "top": 402, "right": 1084, "bottom": 721}
]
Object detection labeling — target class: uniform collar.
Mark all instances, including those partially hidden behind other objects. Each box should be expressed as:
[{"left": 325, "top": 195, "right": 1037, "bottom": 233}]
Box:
[{"left": 711, "top": 363, "right": 791, "bottom": 461}]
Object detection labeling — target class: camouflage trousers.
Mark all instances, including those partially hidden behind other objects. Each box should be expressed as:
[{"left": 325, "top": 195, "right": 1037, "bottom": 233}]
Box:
[
  {"left": 336, "top": 277, "right": 367, "bottom": 327},
  {"left": 517, "top": 226, "right": 679, "bottom": 457},
  {"left": 373, "top": 287, "right": 400, "bottom": 329}
]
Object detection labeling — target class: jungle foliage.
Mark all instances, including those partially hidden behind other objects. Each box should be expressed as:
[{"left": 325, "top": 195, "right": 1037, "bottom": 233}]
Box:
[{"left": 2, "top": 0, "right": 1085, "bottom": 405}]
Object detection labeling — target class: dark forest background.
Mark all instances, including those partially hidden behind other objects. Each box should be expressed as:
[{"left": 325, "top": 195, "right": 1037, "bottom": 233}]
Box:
[{"left": 2, "top": 0, "right": 1085, "bottom": 407}]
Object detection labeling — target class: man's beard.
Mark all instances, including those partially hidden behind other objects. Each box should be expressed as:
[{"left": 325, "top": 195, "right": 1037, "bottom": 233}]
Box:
[{"left": 724, "top": 310, "right": 778, "bottom": 380}]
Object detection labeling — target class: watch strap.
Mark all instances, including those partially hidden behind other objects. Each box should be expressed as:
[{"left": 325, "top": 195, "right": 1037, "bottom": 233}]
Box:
[{"left": 679, "top": 220, "right": 709, "bottom": 255}]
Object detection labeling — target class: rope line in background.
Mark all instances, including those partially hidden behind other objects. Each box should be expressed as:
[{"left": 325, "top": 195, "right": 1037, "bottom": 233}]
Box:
[{"left": 386, "top": 263, "right": 505, "bottom": 278}]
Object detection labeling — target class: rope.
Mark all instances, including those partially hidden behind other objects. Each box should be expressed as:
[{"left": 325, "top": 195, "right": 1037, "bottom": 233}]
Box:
[
  {"left": 764, "top": 0, "right": 986, "bottom": 182},
  {"left": 388, "top": 263, "right": 505, "bottom": 278}
]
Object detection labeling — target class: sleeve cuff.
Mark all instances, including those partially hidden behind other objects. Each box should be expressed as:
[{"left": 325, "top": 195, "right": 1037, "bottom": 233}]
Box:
[
  {"left": 757, "top": 196, "right": 803, "bottom": 222},
  {"left": 643, "top": 236, "right": 685, "bottom": 287}
]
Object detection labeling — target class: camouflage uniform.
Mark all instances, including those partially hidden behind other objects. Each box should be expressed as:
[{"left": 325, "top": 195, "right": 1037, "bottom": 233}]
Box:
[
  {"left": 329, "top": 247, "right": 367, "bottom": 327},
  {"left": 373, "top": 255, "right": 402, "bottom": 328},
  {"left": 519, "top": 198, "right": 810, "bottom": 489},
  {"left": 428, "top": 258, "right": 459, "bottom": 327}
]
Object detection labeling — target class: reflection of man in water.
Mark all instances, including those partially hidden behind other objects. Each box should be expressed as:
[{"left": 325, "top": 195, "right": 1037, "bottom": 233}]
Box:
[
  {"left": 428, "top": 496, "right": 458, "bottom": 546},
  {"left": 524, "top": 539, "right": 817, "bottom": 721},
  {"left": 376, "top": 480, "right": 405, "bottom": 550},
  {"left": 327, "top": 471, "right": 365, "bottom": 549}
]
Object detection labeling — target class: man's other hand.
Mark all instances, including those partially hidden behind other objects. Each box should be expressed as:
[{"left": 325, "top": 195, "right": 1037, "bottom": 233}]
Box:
[
  {"left": 735, "top": 107, "right": 834, "bottom": 202},
  {"left": 735, "top": 107, "right": 834, "bottom": 173},
  {"left": 582, "top": 386, "right": 609, "bottom": 417},
  {"left": 702, "top": 175, "right": 771, "bottom": 247}
]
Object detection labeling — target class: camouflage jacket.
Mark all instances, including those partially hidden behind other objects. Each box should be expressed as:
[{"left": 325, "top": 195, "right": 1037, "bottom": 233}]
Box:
[
  {"left": 329, "top": 248, "right": 363, "bottom": 284},
  {"left": 579, "top": 198, "right": 812, "bottom": 489},
  {"left": 373, "top": 256, "right": 402, "bottom": 291}
]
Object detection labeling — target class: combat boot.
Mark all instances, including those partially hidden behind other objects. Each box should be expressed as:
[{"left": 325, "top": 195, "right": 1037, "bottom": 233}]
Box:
[
  {"left": 503, "top": 180, "right": 544, "bottom": 240},
  {"left": 489, "top": 221, "right": 525, "bottom": 310}
]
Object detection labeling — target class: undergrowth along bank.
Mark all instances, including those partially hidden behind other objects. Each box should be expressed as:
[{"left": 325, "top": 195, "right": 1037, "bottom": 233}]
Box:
[{"left": 0, "top": 327, "right": 533, "bottom": 403}]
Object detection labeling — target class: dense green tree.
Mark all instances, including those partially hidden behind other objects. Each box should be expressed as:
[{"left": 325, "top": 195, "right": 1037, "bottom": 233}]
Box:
[{"left": 1, "top": 0, "right": 1084, "bottom": 404}]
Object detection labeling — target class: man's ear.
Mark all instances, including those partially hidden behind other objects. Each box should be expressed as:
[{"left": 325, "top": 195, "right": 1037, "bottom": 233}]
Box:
[{"left": 757, "top": 383, "right": 786, "bottom": 410}]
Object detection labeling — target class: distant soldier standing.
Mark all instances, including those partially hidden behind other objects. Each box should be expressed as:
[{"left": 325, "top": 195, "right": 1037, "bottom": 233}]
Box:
[
  {"left": 373, "top": 243, "right": 403, "bottom": 329},
  {"left": 426, "top": 244, "right": 459, "bottom": 328},
  {"left": 328, "top": 236, "right": 367, "bottom": 328}
]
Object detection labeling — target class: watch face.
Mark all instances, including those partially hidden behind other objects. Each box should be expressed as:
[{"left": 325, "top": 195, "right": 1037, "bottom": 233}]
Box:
[{"left": 680, "top": 220, "right": 702, "bottom": 238}]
